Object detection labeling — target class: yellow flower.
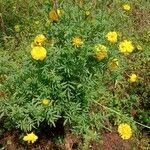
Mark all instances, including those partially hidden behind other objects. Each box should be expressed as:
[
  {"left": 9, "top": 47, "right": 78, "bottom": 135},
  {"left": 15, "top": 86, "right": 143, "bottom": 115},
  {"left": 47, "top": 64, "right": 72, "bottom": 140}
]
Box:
[
  {"left": 23, "top": 132, "right": 38, "bottom": 143},
  {"left": 72, "top": 37, "right": 83, "bottom": 47},
  {"left": 106, "top": 31, "right": 118, "bottom": 43},
  {"left": 85, "top": 11, "right": 90, "bottom": 16},
  {"left": 49, "top": 9, "right": 61, "bottom": 22},
  {"left": 107, "top": 59, "right": 119, "bottom": 71},
  {"left": 94, "top": 44, "right": 108, "bottom": 61},
  {"left": 118, "top": 123, "right": 132, "bottom": 140},
  {"left": 34, "top": 34, "right": 46, "bottom": 46},
  {"left": 129, "top": 73, "right": 137, "bottom": 83},
  {"left": 119, "top": 40, "right": 134, "bottom": 54},
  {"left": 123, "top": 4, "right": 131, "bottom": 11},
  {"left": 42, "top": 98, "right": 49, "bottom": 106},
  {"left": 31, "top": 46, "right": 47, "bottom": 61},
  {"left": 14, "top": 25, "right": 20, "bottom": 32},
  {"left": 136, "top": 45, "right": 143, "bottom": 51}
]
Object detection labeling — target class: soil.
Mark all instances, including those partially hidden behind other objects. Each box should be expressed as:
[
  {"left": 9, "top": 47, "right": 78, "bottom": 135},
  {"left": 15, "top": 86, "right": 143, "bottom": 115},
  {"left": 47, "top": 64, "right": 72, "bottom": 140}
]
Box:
[
  {"left": 102, "top": 132, "right": 133, "bottom": 150},
  {"left": 1, "top": 127, "right": 148, "bottom": 150},
  {"left": 0, "top": 116, "right": 149, "bottom": 150}
]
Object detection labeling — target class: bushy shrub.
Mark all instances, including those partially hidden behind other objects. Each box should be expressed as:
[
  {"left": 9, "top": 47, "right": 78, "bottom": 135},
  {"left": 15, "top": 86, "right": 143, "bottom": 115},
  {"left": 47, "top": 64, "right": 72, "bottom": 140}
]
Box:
[{"left": 0, "top": 1, "right": 121, "bottom": 133}]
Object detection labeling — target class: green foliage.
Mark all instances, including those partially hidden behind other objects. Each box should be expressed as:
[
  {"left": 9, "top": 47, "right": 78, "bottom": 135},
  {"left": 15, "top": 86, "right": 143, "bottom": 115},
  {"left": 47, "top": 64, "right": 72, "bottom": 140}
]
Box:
[
  {"left": 0, "top": 1, "right": 117, "bottom": 133},
  {"left": 0, "top": 0, "right": 149, "bottom": 140}
]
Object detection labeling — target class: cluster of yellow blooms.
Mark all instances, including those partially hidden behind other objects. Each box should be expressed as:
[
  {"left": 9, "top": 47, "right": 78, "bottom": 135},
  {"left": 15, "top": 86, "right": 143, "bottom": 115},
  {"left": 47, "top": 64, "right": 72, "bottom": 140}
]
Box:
[
  {"left": 105, "top": 31, "right": 135, "bottom": 55},
  {"left": 93, "top": 32, "right": 119, "bottom": 72},
  {"left": 25, "top": 3, "right": 140, "bottom": 143},
  {"left": 31, "top": 34, "right": 47, "bottom": 61},
  {"left": 101, "top": 31, "right": 137, "bottom": 82},
  {"left": 100, "top": 4, "right": 136, "bottom": 140},
  {"left": 93, "top": 41, "right": 119, "bottom": 72}
]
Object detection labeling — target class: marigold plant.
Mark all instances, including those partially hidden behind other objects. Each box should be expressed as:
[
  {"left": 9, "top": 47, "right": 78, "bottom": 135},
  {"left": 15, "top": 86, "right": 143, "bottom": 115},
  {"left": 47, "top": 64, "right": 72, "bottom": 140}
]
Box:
[{"left": 2, "top": 1, "right": 147, "bottom": 143}]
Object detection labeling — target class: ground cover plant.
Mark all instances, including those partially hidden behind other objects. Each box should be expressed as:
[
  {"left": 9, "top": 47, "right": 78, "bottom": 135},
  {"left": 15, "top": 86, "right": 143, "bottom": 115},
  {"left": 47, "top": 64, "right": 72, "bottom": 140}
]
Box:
[{"left": 0, "top": 0, "right": 150, "bottom": 149}]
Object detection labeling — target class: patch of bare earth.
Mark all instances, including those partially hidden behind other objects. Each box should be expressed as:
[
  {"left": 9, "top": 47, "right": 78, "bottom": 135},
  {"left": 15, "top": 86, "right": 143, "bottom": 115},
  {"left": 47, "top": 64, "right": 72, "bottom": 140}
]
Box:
[
  {"left": 102, "top": 132, "right": 133, "bottom": 150},
  {"left": 132, "top": 6, "right": 150, "bottom": 31}
]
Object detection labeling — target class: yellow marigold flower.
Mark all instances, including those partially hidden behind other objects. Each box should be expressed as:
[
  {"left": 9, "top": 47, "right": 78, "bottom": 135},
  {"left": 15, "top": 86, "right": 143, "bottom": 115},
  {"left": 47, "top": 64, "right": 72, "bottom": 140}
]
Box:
[
  {"left": 85, "top": 11, "right": 90, "bottom": 16},
  {"left": 49, "top": 9, "right": 60, "bottom": 22},
  {"left": 129, "top": 73, "right": 137, "bottom": 83},
  {"left": 118, "top": 123, "right": 132, "bottom": 140},
  {"left": 31, "top": 46, "right": 47, "bottom": 61},
  {"left": 94, "top": 44, "right": 108, "bottom": 61},
  {"left": 14, "top": 25, "right": 20, "bottom": 32},
  {"left": 123, "top": 4, "right": 131, "bottom": 11},
  {"left": 119, "top": 40, "right": 134, "bottom": 54},
  {"left": 106, "top": 31, "right": 118, "bottom": 43},
  {"left": 136, "top": 45, "right": 143, "bottom": 51},
  {"left": 42, "top": 98, "right": 49, "bottom": 106},
  {"left": 72, "top": 37, "right": 83, "bottom": 47},
  {"left": 34, "top": 34, "right": 46, "bottom": 46},
  {"left": 108, "top": 58, "right": 119, "bottom": 71},
  {"left": 23, "top": 132, "right": 38, "bottom": 143}
]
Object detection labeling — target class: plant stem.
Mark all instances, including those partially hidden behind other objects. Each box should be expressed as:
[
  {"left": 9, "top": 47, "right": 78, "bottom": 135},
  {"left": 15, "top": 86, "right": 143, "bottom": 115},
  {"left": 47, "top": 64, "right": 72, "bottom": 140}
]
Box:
[{"left": 93, "top": 100, "right": 150, "bottom": 129}]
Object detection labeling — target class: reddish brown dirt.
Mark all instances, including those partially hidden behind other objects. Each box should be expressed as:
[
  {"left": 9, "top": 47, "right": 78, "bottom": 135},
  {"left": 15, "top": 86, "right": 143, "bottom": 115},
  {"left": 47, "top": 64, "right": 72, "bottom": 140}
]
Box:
[
  {"left": 0, "top": 127, "right": 147, "bottom": 150},
  {"left": 0, "top": 130, "right": 82, "bottom": 150},
  {"left": 102, "top": 132, "right": 133, "bottom": 150}
]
